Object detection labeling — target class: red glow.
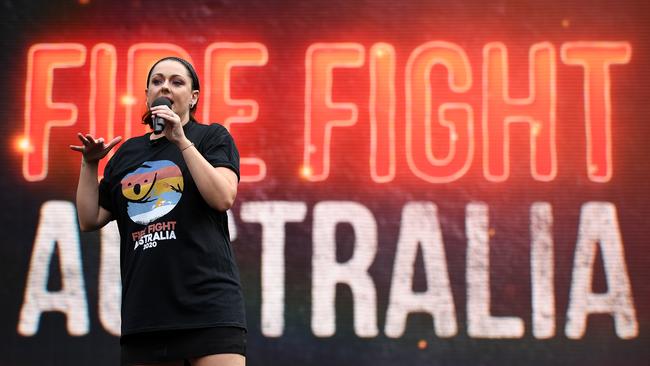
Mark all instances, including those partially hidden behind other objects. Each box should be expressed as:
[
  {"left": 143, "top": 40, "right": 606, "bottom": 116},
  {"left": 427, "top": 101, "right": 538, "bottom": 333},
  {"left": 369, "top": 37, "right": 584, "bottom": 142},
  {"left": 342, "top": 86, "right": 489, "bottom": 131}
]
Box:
[
  {"left": 90, "top": 44, "right": 117, "bottom": 176},
  {"left": 561, "top": 42, "right": 632, "bottom": 183},
  {"left": 120, "top": 95, "right": 136, "bottom": 106},
  {"left": 406, "top": 41, "right": 474, "bottom": 183},
  {"left": 304, "top": 43, "right": 365, "bottom": 182},
  {"left": 203, "top": 43, "right": 269, "bottom": 182},
  {"left": 21, "top": 41, "right": 631, "bottom": 184},
  {"left": 482, "top": 42, "right": 557, "bottom": 182},
  {"left": 23, "top": 44, "right": 86, "bottom": 182},
  {"left": 300, "top": 165, "right": 313, "bottom": 180},
  {"left": 369, "top": 43, "right": 396, "bottom": 183},
  {"left": 16, "top": 136, "right": 34, "bottom": 153},
  {"left": 417, "top": 339, "right": 427, "bottom": 349}
]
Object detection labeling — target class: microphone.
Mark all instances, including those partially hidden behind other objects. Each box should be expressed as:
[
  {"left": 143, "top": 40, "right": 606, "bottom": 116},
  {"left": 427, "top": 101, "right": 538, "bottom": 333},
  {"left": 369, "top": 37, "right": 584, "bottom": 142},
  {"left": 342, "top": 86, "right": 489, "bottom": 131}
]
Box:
[{"left": 152, "top": 97, "right": 173, "bottom": 134}]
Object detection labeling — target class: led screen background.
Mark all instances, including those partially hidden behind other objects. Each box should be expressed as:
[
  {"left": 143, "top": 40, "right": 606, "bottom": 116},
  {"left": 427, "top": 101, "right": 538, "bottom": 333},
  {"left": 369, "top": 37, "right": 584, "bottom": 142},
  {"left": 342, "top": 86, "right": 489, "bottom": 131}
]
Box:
[{"left": 1, "top": 0, "right": 649, "bottom": 365}]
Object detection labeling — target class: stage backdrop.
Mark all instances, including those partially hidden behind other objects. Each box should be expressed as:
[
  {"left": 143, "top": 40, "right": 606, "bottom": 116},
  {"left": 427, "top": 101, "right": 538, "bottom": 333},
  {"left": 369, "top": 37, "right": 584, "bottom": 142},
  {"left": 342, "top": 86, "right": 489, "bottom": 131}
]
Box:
[{"left": 1, "top": 0, "right": 649, "bottom": 365}]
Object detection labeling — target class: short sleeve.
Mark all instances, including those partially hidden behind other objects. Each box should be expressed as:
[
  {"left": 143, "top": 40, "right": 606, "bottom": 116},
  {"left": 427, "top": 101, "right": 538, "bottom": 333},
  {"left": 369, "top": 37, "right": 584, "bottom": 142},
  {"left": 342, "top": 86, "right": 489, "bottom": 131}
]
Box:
[
  {"left": 98, "top": 160, "right": 114, "bottom": 214},
  {"left": 202, "top": 125, "right": 241, "bottom": 181}
]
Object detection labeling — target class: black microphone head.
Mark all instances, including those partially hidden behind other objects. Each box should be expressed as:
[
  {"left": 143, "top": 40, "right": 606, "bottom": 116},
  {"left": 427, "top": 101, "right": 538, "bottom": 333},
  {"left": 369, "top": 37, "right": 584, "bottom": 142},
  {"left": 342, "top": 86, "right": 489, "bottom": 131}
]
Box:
[
  {"left": 152, "top": 96, "right": 173, "bottom": 108},
  {"left": 151, "top": 97, "right": 173, "bottom": 134}
]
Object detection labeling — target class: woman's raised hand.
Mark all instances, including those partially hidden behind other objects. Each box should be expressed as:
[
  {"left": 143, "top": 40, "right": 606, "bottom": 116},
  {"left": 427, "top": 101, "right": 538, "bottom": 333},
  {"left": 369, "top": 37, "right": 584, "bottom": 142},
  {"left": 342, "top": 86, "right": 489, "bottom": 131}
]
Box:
[{"left": 70, "top": 133, "right": 122, "bottom": 163}]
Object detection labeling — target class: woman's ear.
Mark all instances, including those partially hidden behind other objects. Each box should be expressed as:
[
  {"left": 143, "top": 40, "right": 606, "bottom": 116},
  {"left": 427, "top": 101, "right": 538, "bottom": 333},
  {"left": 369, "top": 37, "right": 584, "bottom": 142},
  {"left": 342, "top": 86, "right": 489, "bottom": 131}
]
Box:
[{"left": 192, "top": 90, "right": 199, "bottom": 105}]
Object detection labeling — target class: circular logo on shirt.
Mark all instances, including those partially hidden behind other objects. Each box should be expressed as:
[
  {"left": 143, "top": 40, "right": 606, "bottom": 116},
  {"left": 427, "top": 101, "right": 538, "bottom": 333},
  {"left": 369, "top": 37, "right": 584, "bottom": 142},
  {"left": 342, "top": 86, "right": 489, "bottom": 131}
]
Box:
[{"left": 120, "top": 160, "right": 184, "bottom": 224}]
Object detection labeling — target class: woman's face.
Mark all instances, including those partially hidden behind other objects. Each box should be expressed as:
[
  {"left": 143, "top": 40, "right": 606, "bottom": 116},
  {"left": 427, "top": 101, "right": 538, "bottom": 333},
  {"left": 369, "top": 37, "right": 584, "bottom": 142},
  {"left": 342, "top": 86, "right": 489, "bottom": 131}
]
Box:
[{"left": 145, "top": 60, "right": 199, "bottom": 123}]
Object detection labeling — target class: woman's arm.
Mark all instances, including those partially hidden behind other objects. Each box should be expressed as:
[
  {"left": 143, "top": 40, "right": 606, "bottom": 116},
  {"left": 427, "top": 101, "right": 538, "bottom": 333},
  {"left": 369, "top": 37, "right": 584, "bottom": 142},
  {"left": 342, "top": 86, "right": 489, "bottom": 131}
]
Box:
[
  {"left": 70, "top": 133, "right": 122, "bottom": 231},
  {"left": 180, "top": 140, "right": 238, "bottom": 211},
  {"left": 151, "top": 105, "right": 238, "bottom": 212}
]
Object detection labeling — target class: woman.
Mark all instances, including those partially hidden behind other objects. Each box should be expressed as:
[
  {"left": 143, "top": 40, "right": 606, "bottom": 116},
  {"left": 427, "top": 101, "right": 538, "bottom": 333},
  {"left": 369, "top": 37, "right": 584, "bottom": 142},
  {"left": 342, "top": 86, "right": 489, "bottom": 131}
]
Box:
[{"left": 71, "top": 57, "right": 246, "bottom": 366}]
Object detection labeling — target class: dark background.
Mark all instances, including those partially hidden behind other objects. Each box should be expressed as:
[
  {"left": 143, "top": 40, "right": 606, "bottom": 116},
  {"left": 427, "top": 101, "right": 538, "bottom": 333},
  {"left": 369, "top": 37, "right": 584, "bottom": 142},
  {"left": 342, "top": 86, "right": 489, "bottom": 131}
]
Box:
[{"left": 1, "top": 0, "right": 649, "bottom": 365}]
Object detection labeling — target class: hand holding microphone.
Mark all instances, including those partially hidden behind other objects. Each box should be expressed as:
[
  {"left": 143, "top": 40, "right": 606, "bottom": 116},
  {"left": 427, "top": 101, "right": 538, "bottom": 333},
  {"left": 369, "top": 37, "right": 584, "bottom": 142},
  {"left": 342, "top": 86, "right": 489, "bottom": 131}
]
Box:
[{"left": 152, "top": 97, "right": 174, "bottom": 134}]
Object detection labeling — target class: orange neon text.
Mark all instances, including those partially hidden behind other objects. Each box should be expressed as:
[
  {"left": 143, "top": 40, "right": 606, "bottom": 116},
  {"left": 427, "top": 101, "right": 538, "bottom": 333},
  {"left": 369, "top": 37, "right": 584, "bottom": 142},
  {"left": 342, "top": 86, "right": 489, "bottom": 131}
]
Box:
[{"left": 22, "top": 41, "right": 630, "bottom": 183}]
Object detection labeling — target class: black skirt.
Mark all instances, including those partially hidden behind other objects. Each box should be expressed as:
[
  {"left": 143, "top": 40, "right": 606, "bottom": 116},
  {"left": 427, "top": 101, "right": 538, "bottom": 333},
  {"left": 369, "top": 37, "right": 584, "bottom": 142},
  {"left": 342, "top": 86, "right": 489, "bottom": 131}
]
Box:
[{"left": 120, "top": 326, "right": 246, "bottom": 365}]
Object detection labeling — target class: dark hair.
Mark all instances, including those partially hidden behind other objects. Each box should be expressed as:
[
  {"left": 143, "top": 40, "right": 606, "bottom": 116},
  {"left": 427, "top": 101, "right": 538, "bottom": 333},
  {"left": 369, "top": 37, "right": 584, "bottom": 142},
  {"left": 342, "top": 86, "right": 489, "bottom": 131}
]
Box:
[{"left": 142, "top": 56, "right": 200, "bottom": 127}]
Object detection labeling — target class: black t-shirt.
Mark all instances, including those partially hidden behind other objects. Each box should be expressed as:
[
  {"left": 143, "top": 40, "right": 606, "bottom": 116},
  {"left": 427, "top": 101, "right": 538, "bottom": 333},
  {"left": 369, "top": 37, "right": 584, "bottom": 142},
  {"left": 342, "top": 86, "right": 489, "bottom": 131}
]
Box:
[{"left": 98, "top": 121, "right": 245, "bottom": 336}]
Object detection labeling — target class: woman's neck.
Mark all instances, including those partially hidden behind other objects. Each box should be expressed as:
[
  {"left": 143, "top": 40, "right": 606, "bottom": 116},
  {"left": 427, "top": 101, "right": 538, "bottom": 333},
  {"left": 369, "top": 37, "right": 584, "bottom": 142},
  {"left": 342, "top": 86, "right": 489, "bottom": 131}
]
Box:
[{"left": 180, "top": 113, "right": 190, "bottom": 125}]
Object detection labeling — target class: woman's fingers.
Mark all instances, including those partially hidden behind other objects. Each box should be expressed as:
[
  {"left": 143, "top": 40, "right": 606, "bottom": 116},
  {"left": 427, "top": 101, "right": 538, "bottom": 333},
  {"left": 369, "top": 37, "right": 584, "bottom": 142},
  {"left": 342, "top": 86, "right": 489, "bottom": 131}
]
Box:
[
  {"left": 73, "top": 133, "right": 122, "bottom": 157},
  {"left": 105, "top": 136, "right": 122, "bottom": 151},
  {"left": 150, "top": 106, "right": 179, "bottom": 122},
  {"left": 77, "top": 133, "right": 91, "bottom": 145},
  {"left": 150, "top": 105, "right": 172, "bottom": 112}
]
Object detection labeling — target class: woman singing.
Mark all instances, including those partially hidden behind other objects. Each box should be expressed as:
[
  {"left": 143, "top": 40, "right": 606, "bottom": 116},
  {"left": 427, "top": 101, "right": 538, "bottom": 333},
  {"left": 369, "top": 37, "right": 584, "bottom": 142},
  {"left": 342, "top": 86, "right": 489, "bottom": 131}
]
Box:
[{"left": 71, "top": 57, "right": 246, "bottom": 366}]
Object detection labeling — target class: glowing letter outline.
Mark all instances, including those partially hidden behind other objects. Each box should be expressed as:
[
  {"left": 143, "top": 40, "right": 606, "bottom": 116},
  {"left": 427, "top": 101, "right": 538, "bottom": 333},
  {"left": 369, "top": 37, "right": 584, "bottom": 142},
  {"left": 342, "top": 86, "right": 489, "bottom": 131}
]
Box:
[
  {"left": 203, "top": 42, "right": 269, "bottom": 182},
  {"left": 561, "top": 42, "right": 632, "bottom": 183},
  {"left": 369, "top": 43, "right": 396, "bottom": 183},
  {"left": 303, "top": 43, "right": 365, "bottom": 181},
  {"left": 90, "top": 44, "right": 118, "bottom": 176},
  {"left": 482, "top": 42, "right": 557, "bottom": 182},
  {"left": 405, "top": 41, "right": 474, "bottom": 183},
  {"left": 23, "top": 43, "right": 86, "bottom": 182}
]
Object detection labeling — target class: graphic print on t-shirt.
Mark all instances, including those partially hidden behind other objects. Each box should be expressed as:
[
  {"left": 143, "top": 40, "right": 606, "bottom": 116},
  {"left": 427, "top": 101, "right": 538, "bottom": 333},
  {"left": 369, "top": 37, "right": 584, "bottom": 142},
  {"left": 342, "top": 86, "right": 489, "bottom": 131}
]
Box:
[{"left": 120, "top": 160, "right": 184, "bottom": 224}]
